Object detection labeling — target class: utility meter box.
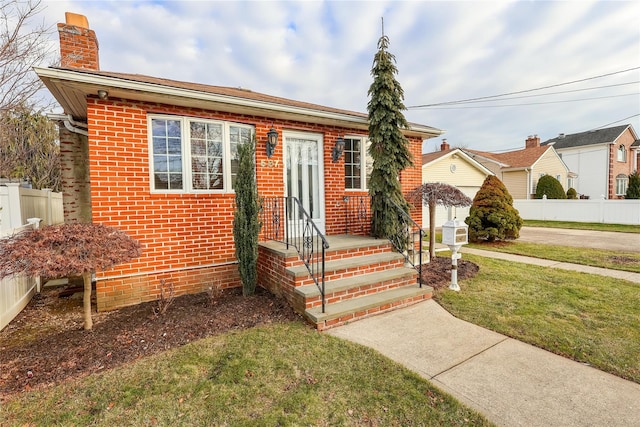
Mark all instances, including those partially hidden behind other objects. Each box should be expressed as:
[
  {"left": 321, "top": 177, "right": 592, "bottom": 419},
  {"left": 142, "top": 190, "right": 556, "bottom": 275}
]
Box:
[{"left": 442, "top": 219, "right": 468, "bottom": 246}]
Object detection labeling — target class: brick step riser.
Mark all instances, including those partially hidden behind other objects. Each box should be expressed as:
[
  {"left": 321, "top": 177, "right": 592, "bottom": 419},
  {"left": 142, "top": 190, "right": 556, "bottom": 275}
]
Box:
[
  {"left": 315, "top": 292, "right": 433, "bottom": 331},
  {"left": 303, "top": 275, "right": 419, "bottom": 309},
  {"left": 284, "top": 245, "right": 395, "bottom": 268},
  {"left": 292, "top": 258, "right": 408, "bottom": 287}
]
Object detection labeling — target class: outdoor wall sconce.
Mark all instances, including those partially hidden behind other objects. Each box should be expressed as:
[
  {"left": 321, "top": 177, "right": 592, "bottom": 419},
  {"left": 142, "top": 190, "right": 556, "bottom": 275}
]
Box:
[
  {"left": 266, "top": 126, "right": 278, "bottom": 158},
  {"left": 332, "top": 136, "right": 345, "bottom": 163},
  {"left": 97, "top": 90, "right": 109, "bottom": 100}
]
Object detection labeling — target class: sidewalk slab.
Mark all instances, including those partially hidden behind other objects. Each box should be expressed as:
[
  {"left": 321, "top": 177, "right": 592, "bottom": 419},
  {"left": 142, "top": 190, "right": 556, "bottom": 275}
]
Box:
[
  {"left": 327, "top": 299, "right": 505, "bottom": 379},
  {"left": 462, "top": 248, "right": 640, "bottom": 283},
  {"left": 327, "top": 299, "right": 640, "bottom": 427},
  {"left": 434, "top": 338, "right": 640, "bottom": 427}
]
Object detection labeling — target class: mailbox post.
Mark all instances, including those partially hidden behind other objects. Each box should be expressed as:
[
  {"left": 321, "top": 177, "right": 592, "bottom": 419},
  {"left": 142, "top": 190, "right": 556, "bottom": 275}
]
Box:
[{"left": 441, "top": 218, "right": 468, "bottom": 291}]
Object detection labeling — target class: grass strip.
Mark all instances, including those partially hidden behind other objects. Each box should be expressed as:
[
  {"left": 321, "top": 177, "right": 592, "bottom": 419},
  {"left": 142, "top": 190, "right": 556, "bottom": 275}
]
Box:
[
  {"left": 1, "top": 322, "right": 492, "bottom": 427},
  {"left": 523, "top": 220, "right": 640, "bottom": 233},
  {"left": 435, "top": 254, "right": 640, "bottom": 384},
  {"left": 466, "top": 240, "right": 640, "bottom": 273}
]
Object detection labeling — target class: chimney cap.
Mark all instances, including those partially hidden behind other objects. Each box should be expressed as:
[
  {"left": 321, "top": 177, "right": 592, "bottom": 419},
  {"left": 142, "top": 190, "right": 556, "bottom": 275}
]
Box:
[{"left": 65, "top": 12, "right": 89, "bottom": 29}]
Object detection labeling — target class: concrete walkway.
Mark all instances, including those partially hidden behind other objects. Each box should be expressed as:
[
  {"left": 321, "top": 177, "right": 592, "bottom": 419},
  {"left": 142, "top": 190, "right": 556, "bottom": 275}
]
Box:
[
  {"left": 462, "top": 247, "right": 640, "bottom": 283},
  {"left": 327, "top": 247, "right": 640, "bottom": 427}
]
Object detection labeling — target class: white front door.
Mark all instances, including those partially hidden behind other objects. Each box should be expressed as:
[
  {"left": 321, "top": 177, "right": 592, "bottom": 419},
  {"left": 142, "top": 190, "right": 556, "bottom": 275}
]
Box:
[{"left": 284, "top": 131, "right": 325, "bottom": 234}]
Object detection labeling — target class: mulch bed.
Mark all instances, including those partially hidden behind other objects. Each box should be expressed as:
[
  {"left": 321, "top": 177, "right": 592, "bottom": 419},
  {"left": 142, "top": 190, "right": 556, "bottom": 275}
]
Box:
[{"left": 0, "top": 256, "right": 477, "bottom": 401}]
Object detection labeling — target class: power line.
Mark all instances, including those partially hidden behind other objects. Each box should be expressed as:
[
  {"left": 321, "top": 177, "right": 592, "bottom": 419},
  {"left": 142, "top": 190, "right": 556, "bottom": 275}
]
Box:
[
  {"left": 588, "top": 114, "right": 640, "bottom": 131},
  {"left": 407, "top": 66, "right": 640, "bottom": 109},
  {"left": 429, "top": 81, "right": 639, "bottom": 105},
  {"left": 420, "top": 93, "right": 637, "bottom": 109}
]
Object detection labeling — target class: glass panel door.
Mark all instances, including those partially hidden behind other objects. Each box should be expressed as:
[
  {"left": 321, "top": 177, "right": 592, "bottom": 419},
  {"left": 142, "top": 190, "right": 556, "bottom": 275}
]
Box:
[{"left": 284, "top": 132, "right": 325, "bottom": 234}]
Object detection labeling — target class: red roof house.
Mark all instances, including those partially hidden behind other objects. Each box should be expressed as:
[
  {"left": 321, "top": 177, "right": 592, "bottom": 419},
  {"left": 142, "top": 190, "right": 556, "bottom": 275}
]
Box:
[{"left": 36, "top": 12, "right": 443, "bottom": 329}]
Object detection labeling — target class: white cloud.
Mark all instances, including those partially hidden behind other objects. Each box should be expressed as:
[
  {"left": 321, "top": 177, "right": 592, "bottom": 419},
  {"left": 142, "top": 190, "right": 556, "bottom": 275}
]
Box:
[{"left": 37, "top": 0, "right": 640, "bottom": 152}]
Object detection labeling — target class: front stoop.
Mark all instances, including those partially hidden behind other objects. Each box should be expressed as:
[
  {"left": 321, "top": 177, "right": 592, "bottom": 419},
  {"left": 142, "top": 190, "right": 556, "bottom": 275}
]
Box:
[{"left": 259, "top": 235, "right": 433, "bottom": 331}]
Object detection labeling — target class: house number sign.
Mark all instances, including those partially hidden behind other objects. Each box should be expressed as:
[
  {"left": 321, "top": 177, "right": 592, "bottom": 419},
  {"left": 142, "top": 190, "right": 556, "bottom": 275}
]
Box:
[{"left": 260, "top": 159, "right": 281, "bottom": 168}]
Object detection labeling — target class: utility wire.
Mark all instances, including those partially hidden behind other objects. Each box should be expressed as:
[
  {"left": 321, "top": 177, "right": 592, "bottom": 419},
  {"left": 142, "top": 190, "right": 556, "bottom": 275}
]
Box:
[
  {"left": 427, "top": 81, "right": 639, "bottom": 105},
  {"left": 422, "top": 93, "right": 637, "bottom": 109},
  {"left": 588, "top": 114, "right": 640, "bottom": 131},
  {"left": 407, "top": 66, "right": 640, "bottom": 109}
]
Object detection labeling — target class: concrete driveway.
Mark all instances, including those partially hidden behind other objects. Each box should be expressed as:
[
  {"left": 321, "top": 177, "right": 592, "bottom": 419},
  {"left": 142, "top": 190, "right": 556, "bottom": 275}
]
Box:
[{"left": 518, "top": 227, "right": 640, "bottom": 252}]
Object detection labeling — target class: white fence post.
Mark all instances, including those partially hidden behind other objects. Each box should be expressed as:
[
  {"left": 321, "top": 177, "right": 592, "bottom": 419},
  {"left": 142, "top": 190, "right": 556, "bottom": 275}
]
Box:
[
  {"left": 26, "top": 218, "right": 42, "bottom": 292},
  {"left": 4, "top": 183, "right": 22, "bottom": 228}
]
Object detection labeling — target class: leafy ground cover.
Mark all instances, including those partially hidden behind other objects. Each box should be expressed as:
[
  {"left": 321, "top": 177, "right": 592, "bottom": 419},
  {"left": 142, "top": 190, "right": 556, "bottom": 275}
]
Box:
[
  {"left": 467, "top": 240, "right": 640, "bottom": 273},
  {"left": 523, "top": 220, "right": 640, "bottom": 233},
  {"left": 1, "top": 259, "right": 489, "bottom": 426},
  {"left": 435, "top": 254, "right": 640, "bottom": 384}
]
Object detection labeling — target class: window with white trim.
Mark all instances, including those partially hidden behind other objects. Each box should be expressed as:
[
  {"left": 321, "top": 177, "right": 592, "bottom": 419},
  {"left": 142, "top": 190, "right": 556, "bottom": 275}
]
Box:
[
  {"left": 149, "top": 115, "right": 253, "bottom": 192},
  {"left": 617, "top": 145, "right": 627, "bottom": 162},
  {"left": 344, "top": 136, "right": 372, "bottom": 190},
  {"left": 616, "top": 174, "right": 628, "bottom": 195}
]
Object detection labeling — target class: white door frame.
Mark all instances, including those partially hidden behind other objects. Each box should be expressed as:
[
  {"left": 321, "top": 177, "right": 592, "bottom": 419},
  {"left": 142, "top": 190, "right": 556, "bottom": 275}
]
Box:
[{"left": 283, "top": 130, "right": 325, "bottom": 234}]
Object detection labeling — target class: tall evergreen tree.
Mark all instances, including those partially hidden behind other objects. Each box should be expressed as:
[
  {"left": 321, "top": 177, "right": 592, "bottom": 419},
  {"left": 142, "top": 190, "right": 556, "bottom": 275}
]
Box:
[
  {"left": 626, "top": 171, "right": 640, "bottom": 199},
  {"left": 233, "top": 139, "right": 260, "bottom": 296},
  {"left": 367, "top": 29, "right": 413, "bottom": 239}
]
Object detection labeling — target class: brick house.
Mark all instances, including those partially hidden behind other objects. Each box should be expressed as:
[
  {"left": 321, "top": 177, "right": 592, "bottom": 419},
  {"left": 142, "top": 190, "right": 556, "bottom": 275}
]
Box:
[
  {"left": 36, "top": 13, "right": 442, "bottom": 329},
  {"left": 464, "top": 135, "right": 572, "bottom": 199},
  {"left": 541, "top": 125, "right": 639, "bottom": 199}
]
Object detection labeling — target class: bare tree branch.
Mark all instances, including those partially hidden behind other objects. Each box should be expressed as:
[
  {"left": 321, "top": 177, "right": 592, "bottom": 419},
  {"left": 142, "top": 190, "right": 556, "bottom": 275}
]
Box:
[{"left": 1, "top": 0, "right": 56, "bottom": 111}]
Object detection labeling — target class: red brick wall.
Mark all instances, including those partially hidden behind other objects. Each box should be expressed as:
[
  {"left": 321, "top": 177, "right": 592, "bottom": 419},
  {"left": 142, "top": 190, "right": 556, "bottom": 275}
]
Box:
[
  {"left": 57, "top": 22, "right": 99, "bottom": 70},
  {"left": 608, "top": 129, "right": 637, "bottom": 199},
  {"left": 86, "top": 97, "right": 426, "bottom": 310}
]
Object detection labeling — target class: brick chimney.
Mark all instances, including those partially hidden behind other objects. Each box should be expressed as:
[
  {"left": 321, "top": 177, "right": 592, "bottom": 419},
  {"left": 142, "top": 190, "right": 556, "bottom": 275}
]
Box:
[
  {"left": 58, "top": 12, "right": 99, "bottom": 70},
  {"left": 440, "top": 139, "right": 450, "bottom": 151},
  {"left": 525, "top": 134, "right": 540, "bottom": 149}
]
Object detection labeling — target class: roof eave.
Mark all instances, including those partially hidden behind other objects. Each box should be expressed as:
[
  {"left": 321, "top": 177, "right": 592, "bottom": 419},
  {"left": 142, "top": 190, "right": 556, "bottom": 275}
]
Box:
[{"left": 35, "top": 67, "right": 443, "bottom": 139}]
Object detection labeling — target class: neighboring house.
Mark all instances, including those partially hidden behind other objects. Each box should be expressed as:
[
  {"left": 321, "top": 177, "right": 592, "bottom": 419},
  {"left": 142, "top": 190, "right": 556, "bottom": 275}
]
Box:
[
  {"left": 35, "top": 13, "right": 442, "bottom": 327},
  {"left": 421, "top": 139, "right": 493, "bottom": 226},
  {"left": 464, "top": 135, "right": 572, "bottom": 199},
  {"left": 541, "top": 124, "right": 639, "bottom": 199}
]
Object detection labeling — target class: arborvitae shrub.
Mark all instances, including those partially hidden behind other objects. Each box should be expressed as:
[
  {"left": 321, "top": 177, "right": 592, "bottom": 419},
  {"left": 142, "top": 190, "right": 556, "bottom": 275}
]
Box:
[
  {"left": 535, "top": 175, "right": 566, "bottom": 199},
  {"left": 466, "top": 175, "right": 523, "bottom": 242},
  {"left": 233, "top": 139, "right": 260, "bottom": 296},
  {"left": 626, "top": 171, "right": 640, "bottom": 199},
  {"left": 566, "top": 187, "right": 577, "bottom": 199}
]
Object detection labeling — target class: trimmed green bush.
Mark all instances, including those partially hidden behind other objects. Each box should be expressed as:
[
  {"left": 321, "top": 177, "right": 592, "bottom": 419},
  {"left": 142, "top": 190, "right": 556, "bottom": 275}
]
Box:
[
  {"left": 466, "top": 175, "right": 523, "bottom": 242},
  {"left": 535, "top": 175, "right": 566, "bottom": 199},
  {"left": 626, "top": 171, "right": 640, "bottom": 199},
  {"left": 566, "top": 187, "right": 578, "bottom": 199}
]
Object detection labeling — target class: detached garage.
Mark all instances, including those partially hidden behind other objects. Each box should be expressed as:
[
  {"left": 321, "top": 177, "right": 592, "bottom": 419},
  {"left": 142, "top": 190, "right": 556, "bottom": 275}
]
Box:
[{"left": 421, "top": 141, "right": 493, "bottom": 228}]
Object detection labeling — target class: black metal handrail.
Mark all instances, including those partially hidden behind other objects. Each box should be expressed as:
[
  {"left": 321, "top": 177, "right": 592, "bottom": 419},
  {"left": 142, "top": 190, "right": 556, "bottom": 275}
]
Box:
[
  {"left": 260, "top": 197, "right": 329, "bottom": 313},
  {"left": 384, "top": 199, "right": 425, "bottom": 288},
  {"left": 343, "top": 195, "right": 371, "bottom": 235}
]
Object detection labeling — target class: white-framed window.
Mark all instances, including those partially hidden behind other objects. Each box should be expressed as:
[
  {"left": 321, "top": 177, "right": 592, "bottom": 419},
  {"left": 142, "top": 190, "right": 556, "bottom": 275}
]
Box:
[
  {"left": 616, "top": 174, "right": 628, "bottom": 195},
  {"left": 567, "top": 177, "right": 575, "bottom": 189},
  {"left": 149, "top": 115, "right": 253, "bottom": 192},
  {"left": 344, "top": 136, "right": 372, "bottom": 190},
  {"left": 617, "top": 145, "right": 627, "bottom": 162}
]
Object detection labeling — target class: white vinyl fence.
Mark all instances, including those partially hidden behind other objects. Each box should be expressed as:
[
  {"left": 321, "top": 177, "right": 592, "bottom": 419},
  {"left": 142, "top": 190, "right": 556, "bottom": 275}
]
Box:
[
  {"left": 0, "top": 183, "right": 63, "bottom": 231},
  {"left": 514, "top": 199, "right": 640, "bottom": 225},
  {"left": 0, "top": 220, "right": 41, "bottom": 331}
]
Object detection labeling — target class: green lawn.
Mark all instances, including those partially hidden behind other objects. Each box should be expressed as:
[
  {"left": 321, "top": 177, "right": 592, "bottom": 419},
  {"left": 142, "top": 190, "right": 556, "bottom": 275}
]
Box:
[
  {"left": 435, "top": 254, "right": 640, "bottom": 384},
  {"left": 0, "top": 322, "right": 492, "bottom": 427},
  {"left": 467, "top": 240, "right": 640, "bottom": 273},
  {"left": 523, "top": 220, "right": 640, "bottom": 233}
]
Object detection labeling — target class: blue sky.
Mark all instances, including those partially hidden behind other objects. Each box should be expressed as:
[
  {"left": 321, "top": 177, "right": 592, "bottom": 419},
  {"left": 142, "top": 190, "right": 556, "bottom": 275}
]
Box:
[{"left": 38, "top": 0, "right": 640, "bottom": 153}]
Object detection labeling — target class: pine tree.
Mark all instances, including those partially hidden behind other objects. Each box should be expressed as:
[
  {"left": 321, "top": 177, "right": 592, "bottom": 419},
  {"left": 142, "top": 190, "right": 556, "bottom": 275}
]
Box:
[
  {"left": 233, "top": 139, "right": 260, "bottom": 296},
  {"left": 367, "top": 30, "right": 413, "bottom": 239},
  {"left": 626, "top": 171, "right": 640, "bottom": 199},
  {"left": 466, "top": 175, "right": 523, "bottom": 242}
]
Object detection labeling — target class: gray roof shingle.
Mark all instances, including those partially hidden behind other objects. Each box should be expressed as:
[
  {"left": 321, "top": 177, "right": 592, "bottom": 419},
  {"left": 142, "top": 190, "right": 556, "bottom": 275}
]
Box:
[{"left": 541, "top": 124, "right": 631, "bottom": 149}]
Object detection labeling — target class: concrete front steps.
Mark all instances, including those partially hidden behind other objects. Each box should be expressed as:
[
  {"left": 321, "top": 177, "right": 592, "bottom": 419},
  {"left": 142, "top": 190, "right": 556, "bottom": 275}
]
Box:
[{"left": 259, "top": 235, "right": 432, "bottom": 331}]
